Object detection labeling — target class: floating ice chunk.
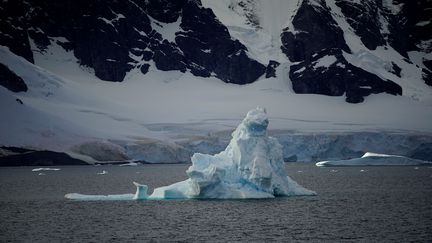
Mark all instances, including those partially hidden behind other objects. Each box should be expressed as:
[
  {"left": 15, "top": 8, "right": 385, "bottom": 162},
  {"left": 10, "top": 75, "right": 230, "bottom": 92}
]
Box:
[
  {"left": 316, "top": 152, "right": 432, "bottom": 167},
  {"left": 38, "top": 172, "right": 46, "bottom": 176},
  {"left": 65, "top": 108, "right": 316, "bottom": 201},
  {"left": 65, "top": 193, "right": 134, "bottom": 201},
  {"left": 97, "top": 170, "right": 108, "bottom": 175},
  {"left": 133, "top": 182, "right": 148, "bottom": 200},
  {"left": 146, "top": 107, "right": 316, "bottom": 199},
  {"left": 119, "top": 162, "right": 139, "bottom": 166},
  {"left": 32, "top": 168, "right": 61, "bottom": 172}
]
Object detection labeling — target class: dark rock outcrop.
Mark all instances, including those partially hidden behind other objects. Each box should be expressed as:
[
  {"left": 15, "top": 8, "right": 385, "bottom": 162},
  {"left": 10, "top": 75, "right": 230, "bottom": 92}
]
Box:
[
  {"left": 0, "top": 0, "right": 265, "bottom": 84},
  {"left": 289, "top": 49, "right": 402, "bottom": 103},
  {"left": 335, "top": 0, "right": 386, "bottom": 50},
  {"left": 0, "top": 1, "right": 34, "bottom": 63},
  {"left": 423, "top": 68, "right": 432, "bottom": 86},
  {"left": 281, "top": 0, "right": 350, "bottom": 63},
  {"left": 176, "top": 1, "right": 265, "bottom": 84},
  {"left": 0, "top": 147, "right": 88, "bottom": 166},
  {"left": 387, "top": 0, "right": 432, "bottom": 58},
  {"left": 1, "top": 0, "right": 429, "bottom": 101},
  {"left": 265, "top": 60, "right": 280, "bottom": 78},
  {"left": 281, "top": 0, "right": 402, "bottom": 103},
  {"left": 0, "top": 63, "right": 28, "bottom": 92}
]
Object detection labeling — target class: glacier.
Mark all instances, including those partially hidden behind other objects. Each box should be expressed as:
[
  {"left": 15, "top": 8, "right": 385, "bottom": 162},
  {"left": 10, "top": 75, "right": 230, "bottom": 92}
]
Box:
[
  {"left": 65, "top": 108, "right": 316, "bottom": 200},
  {"left": 316, "top": 152, "right": 432, "bottom": 167}
]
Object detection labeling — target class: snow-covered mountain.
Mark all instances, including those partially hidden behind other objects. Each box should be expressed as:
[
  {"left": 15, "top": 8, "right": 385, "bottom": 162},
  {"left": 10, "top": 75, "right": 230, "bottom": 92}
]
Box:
[{"left": 0, "top": 0, "right": 431, "bottom": 164}]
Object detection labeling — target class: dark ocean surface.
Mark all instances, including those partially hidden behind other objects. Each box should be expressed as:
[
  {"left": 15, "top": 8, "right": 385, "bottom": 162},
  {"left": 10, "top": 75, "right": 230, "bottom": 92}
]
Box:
[{"left": 1, "top": 163, "right": 431, "bottom": 242}]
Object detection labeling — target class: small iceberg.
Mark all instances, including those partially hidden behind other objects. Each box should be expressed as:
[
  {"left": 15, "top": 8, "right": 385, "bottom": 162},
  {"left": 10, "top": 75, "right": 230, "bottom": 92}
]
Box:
[
  {"left": 316, "top": 152, "right": 432, "bottom": 167},
  {"left": 97, "top": 170, "right": 108, "bottom": 175},
  {"left": 119, "top": 162, "right": 139, "bottom": 166},
  {"left": 66, "top": 108, "right": 316, "bottom": 201},
  {"left": 32, "top": 168, "right": 61, "bottom": 172},
  {"left": 65, "top": 193, "right": 134, "bottom": 201}
]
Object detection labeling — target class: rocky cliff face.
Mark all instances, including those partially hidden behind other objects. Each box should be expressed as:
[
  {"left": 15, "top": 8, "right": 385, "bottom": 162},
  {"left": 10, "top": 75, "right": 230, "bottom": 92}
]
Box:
[
  {"left": 0, "top": 63, "right": 27, "bottom": 92},
  {"left": 280, "top": 0, "right": 431, "bottom": 103},
  {"left": 0, "top": 0, "right": 431, "bottom": 102},
  {"left": 0, "top": 0, "right": 265, "bottom": 84}
]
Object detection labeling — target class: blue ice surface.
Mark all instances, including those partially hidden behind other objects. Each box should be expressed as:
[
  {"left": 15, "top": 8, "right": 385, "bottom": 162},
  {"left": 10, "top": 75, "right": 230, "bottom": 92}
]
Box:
[{"left": 65, "top": 108, "right": 316, "bottom": 201}]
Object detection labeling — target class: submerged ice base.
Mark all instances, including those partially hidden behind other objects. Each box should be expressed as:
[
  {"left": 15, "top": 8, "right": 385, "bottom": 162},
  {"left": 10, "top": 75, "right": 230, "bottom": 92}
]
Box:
[{"left": 66, "top": 108, "right": 316, "bottom": 201}]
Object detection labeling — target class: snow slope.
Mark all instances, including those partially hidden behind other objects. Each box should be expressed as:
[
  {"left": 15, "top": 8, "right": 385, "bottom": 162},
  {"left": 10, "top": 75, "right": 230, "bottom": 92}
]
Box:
[
  {"left": 1, "top": 42, "right": 432, "bottom": 161},
  {"left": 1, "top": 1, "right": 432, "bottom": 163},
  {"left": 324, "top": 0, "right": 432, "bottom": 101},
  {"left": 201, "top": 0, "right": 300, "bottom": 64}
]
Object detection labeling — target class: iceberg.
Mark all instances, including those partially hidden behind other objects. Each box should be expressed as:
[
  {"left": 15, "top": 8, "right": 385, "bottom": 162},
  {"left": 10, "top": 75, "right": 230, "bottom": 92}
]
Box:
[
  {"left": 316, "top": 152, "right": 432, "bottom": 167},
  {"left": 32, "top": 168, "right": 61, "bottom": 172},
  {"left": 65, "top": 108, "right": 316, "bottom": 200},
  {"left": 65, "top": 193, "right": 135, "bottom": 201},
  {"left": 119, "top": 162, "right": 140, "bottom": 166}
]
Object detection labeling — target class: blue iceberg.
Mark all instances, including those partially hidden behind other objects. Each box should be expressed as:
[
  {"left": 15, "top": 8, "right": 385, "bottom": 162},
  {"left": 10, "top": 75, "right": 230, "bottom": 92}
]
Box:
[{"left": 65, "top": 107, "right": 316, "bottom": 200}]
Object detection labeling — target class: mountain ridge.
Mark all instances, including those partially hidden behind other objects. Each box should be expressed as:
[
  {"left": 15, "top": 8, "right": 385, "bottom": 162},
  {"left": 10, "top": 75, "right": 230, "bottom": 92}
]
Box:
[
  {"left": 0, "top": 0, "right": 431, "bottom": 164},
  {"left": 1, "top": 0, "right": 431, "bottom": 102}
]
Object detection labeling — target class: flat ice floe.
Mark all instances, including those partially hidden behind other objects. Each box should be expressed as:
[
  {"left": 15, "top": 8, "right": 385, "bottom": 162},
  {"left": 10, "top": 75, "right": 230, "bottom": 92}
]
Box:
[
  {"left": 316, "top": 152, "right": 432, "bottom": 167},
  {"left": 65, "top": 108, "right": 316, "bottom": 201},
  {"left": 32, "top": 168, "right": 61, "bottom": 172},
  {"left": 65, "top": 193, "right": 134, "bottom": 201}
]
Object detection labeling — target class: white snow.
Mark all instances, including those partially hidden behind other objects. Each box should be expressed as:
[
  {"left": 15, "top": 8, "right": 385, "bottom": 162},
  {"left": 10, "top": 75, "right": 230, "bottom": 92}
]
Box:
[
  {"left": 382, "top": 0, "right": 404, "bottom": 15},
  {"left": 325, "top": 0, "right": 432, "bottom": 101},
  {"left": 32, "top": 168, "right": 60, "bottom": 171},
  {"left": 201, "top": 0, "right": 298, "bottom": 64},
  {"left": 1, "top": 42, "right": 432, "bottom": 163},
  {"left": 1, "top": 1, "right": 432, "bottom": 164},
  {"left": 343, "top": 47, "right": 432, "bottom": 101},
  {"left": 149, "top": 16, "right": 181, "bottom": 43},
  {"left": 97, "top": 11, "right": 125, "bottom": 31},
  {"left": 316, "top": 152, "right": 432, "bottom": 167},
  {"left": 416, "top": 21, "right": 430, "bottom": 27},
  {"left": 294, "top": 67, "right": 306, "bottom": 73},
  {"left": 65, "top": 108, "right": 316, "bottom": 200},
  {"left": 313, "top": 55, "right": 337, "bottom": 69}
]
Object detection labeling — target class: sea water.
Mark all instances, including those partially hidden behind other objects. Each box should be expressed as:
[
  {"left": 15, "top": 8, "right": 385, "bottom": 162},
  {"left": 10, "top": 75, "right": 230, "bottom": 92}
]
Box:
[{"left": 0, "top": 164, "right": 431, "bottom": 242}]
